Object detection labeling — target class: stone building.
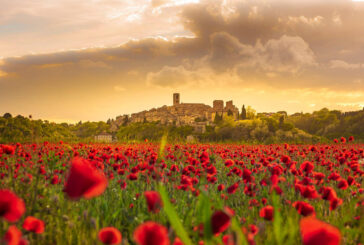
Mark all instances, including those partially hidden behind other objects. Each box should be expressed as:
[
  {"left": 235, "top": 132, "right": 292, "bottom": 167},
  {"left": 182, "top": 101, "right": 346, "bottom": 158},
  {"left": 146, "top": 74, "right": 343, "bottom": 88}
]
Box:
[
  {"left": 112, "top": 93, "right": 240, "bottom": 128},
  {"left": 94, "top": 132, "right": 113, "bottom": 143}
]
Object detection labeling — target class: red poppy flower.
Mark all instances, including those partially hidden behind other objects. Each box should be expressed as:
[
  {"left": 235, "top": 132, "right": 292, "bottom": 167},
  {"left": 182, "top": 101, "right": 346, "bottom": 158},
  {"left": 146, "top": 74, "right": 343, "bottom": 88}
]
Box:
[
  {"left": 340, "top": 137, "right": 346, "bottom": 143},
  {"left": 18, "top": 239, "right": 28, "bottom": 245},
  {"left": 300, "top": 161, "right": 314, "bottom": 173},
  {"left": 134, "top": 221, "right": 170, "bottom": 245},
  {"left": 0, "top": 189, "right": 25, "bottom": 222},
  {"left": 128, "top": 173, "right": 138, "bottom": 181},
  {"left": 300, "top": 217, "right": 341, "bottom": 245},
  {"left": 293, "top": 201, "right": 315, "bottom": 217},
  {"left": 337, "top": 179, "right": 348, "bottom": 190},
  {"left": 98, "top": 227, "right": 122, "bottom": 245},
  {"left": 259, "top": 205, "right": 274, "bottom": 221},
  {"left": 172, "top": 237, "right": 183, "bottom": 245},
  {"left": 211, "top": 210, "right": 231, "bottom": 235},
  {"left": 63, "top": 157, "right": 108, "bottom": 200},
  {"left": 298, "top": 185, "right": 319, "bottom": 199},
  {"left": 3, "top": 225, "right": 22, "bottom": 245},
  {"left": 227, "top": 182, "right": 239, "bottom": 194},
  {"left": 218, "top": 184, "right": 225, "bottom": 192},
  {"left": 144, "top": 191, "right": 163, "bottom": 213},
  {"left": 320, "top": 187, "right": 337, "bottom": 202},
  {"left": 329, "top": 198, "right": 343, "bottom": 211},
  {"left": 22, "top": 216, "right": 45, "bottom": 234},
  {"left": 225, "top": 159, "right": 234, "bottom": 167},
  {"left": 2, "top": 145, "right": 15, "bottom": 155},
  {"left": 222, "top": 234, "right": 235, "bottom": 245},
  {"left": 249, "top": 224, "right": 259, "bottom": 236}
]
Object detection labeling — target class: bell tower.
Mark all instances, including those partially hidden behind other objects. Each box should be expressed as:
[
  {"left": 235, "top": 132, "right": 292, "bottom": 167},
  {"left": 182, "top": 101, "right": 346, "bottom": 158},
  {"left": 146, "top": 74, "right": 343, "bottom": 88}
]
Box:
[{"left": 173, "top": 93, "right": 180, "bottom": 106}]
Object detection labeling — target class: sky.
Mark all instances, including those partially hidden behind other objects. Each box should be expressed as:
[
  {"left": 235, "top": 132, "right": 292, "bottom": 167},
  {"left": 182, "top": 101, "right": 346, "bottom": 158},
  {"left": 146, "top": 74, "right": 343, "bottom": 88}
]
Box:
[{"left": 0, "top": 0, "right": 364, "bottom": 122}]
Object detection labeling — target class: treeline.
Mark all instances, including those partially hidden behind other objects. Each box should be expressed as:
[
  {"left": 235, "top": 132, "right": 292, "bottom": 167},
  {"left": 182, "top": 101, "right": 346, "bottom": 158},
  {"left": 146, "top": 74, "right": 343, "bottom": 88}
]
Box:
[
  {"left": 0, "top": 108, "right": 363, "bottom": 143},
  {"left": 200, "top": 116, "right": 314, "bottom": 144},
  {"left": 0, "top": 113, "right": 110, "bottom": 143},
  {"left": 116, "top": 122, "right": 194, "bottom": 142},
  {"left": 287, "top": 108, "right": 364, "bottom": 140}
]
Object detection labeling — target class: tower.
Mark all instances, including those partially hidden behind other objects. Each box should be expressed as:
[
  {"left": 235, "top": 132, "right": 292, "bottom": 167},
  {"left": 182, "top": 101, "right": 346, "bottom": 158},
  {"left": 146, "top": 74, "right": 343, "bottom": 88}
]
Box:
[{"left": 173, "top": 93, "right": 180, "bottom": 106}]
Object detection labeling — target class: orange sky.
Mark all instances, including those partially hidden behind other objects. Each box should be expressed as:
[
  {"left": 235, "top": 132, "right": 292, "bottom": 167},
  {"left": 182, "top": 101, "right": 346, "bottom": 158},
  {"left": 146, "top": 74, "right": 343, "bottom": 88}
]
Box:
[{"left": 0, "top": 0, "right": 364, "bottom": 122}]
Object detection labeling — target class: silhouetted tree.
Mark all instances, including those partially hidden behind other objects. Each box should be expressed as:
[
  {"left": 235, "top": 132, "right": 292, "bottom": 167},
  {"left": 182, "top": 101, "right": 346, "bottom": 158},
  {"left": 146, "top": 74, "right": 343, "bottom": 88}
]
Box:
[
  {"left": 241, "top": 105, "right": 247, "bottom": 120},
  {"left": 214, "top": 113, "right": 222, "bottom": 124},
  {"left": 3, "top": 113, "right": 12, "bottom": 119}
]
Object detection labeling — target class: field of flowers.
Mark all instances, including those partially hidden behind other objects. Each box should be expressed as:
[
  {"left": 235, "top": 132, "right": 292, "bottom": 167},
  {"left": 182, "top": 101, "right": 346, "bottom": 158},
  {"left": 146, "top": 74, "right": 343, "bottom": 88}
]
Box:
[{"left": 0, "top": 139, "right": 363, "bottom": 244}]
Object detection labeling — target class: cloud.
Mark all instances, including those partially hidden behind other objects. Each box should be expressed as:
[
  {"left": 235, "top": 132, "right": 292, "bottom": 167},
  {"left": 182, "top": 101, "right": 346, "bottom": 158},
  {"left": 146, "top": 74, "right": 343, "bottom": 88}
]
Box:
[
  {"left": 77, "top": 60, "right": 111, "bottom": 69},
  {"left": 205, "top": 33, "right": 316, "bottom": 74},
  {"left": 206, "top": 32, "right": 255, "bottom": 72},
  {"left": 1, "top": 0, "right": 364, "bottom": 121},
  {"left": 147, "top": 65, "right": 191, "bottom": 88},
  {"left": 329, "top": 60, "right": 363, "bottom": 69},
  {"left": 151, "top": 0, "right": 170, "bottom": 8}
]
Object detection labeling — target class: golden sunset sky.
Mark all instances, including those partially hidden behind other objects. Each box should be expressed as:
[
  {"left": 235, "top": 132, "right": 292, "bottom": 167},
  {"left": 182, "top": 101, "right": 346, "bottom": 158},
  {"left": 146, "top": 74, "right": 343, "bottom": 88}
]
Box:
[{"left": 1, "top": 0, "right": 364, "bottom": 122}]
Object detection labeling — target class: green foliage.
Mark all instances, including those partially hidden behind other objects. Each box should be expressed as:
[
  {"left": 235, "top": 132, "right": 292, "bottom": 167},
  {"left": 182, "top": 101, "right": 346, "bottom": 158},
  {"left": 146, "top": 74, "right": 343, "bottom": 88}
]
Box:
[
  {"left": 246, "top": 106, "right": 256, "bottom": 119},
  {"left": 287, "top": 108, "right": 364, "bottom": 141},
  {"left": 116, "top": 122, "right": 194, "bottom": 142},
  {"left": 1, "top": 107, "right": 363, "bottom": 143},
  {"left": 241, "top": 105, "right": 247, "bottom": 120},
  {"left": 158, "top": 184, "right": 192, "bottom": 245},
  {"left": 0, "top": 116, "right": 110, "bottom": 143}
]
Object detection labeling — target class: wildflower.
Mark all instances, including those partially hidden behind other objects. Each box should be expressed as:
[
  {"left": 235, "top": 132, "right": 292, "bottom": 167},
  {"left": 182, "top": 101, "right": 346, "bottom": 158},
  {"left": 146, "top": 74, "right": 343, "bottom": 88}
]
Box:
[
  {"left": 259, "top": 206, "right": 274, "bottom": 221},
  {"left": 3, "top": 225, "right": 22, "bottom": 245},
  {"left": 300, "top": 217, "right": 340, "bottom": 245},
  {"left": 293, "top": 201, "right": 315, "bottom": 217},
  {"left": 98, "top": 227, "right": 122, "bottom": 245},
  {"left": 0, "top": 190, "right": 25, "bottom": 222},
  {"left": 63, "top": 157, "right": 107, "bottom": 200},
  {"left": 144, "top": 191, "right": 163, "bottom": 213},
  {"left": 23, "top": 216, "right": 45, "bottom": 234},
  {"left": 134, "top": 221, "right": 170, "bottom": 245},
  {"left": 211, "top": 210, "right": 231, "bottom": 235},
  {"left": 227, "top": 182, "right": 239, "bottom": 194}
]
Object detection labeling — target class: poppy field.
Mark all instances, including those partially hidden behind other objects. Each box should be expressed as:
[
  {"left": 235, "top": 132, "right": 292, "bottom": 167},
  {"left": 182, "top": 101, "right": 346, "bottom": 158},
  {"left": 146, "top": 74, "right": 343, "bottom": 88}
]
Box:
[{"left": 0, "top": 140, "right": 363, "bottom": 245}]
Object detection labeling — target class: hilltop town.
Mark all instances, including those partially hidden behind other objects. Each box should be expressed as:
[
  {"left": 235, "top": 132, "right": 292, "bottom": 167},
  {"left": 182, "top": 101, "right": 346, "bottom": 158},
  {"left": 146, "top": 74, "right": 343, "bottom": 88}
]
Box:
[
  {"left": 108, "top": 93, "right": 364, "bottom": 137},
  {"left": 110, "top": 93, "right": 243, "bottom": 133}
]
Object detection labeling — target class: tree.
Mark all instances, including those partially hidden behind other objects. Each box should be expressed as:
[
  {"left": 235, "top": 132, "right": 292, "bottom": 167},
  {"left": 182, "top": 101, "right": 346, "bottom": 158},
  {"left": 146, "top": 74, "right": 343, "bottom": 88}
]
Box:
[
  {"left": 122, "top": 115, "right": 129, "bottom": 126},
  {"left": 227, "top": 109, "right": 233, "bottom": 116},
  {"left": 279, "top": 115, "right": 284, "bottom": 127},
  {"left": 214, "top": 113, "right": 222, "bottom": 124},
  {"left": 246, "top": 106, "right": 256, "bottom": 119},
  {"left": 3, "top": 113, "right": 12, "bottom": 119},
  {"left": 241, "top": 105, "right": 247, "bottom": 120}
]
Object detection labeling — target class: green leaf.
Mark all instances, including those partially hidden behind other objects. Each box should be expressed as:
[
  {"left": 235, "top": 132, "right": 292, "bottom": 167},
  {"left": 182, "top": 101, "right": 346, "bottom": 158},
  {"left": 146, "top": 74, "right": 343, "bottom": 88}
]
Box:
[
  {"left": 272, "top": 193, "right": 283, "bottom": 245},
  {"left": 158, "top": 184, "right": 192, "bottom": 245},
  {"left": 231, "top": 217, "right": 248, "bottom": 245},
  {"left": 196, "top": 191, "right": 213, "bottom": 243}
]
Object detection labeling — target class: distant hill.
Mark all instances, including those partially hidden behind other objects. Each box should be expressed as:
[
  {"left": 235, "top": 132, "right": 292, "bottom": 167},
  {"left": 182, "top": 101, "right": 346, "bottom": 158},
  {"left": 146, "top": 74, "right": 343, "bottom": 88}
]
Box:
[{"left": 1, "top": 107, "right": 363, "bottom": 143}]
